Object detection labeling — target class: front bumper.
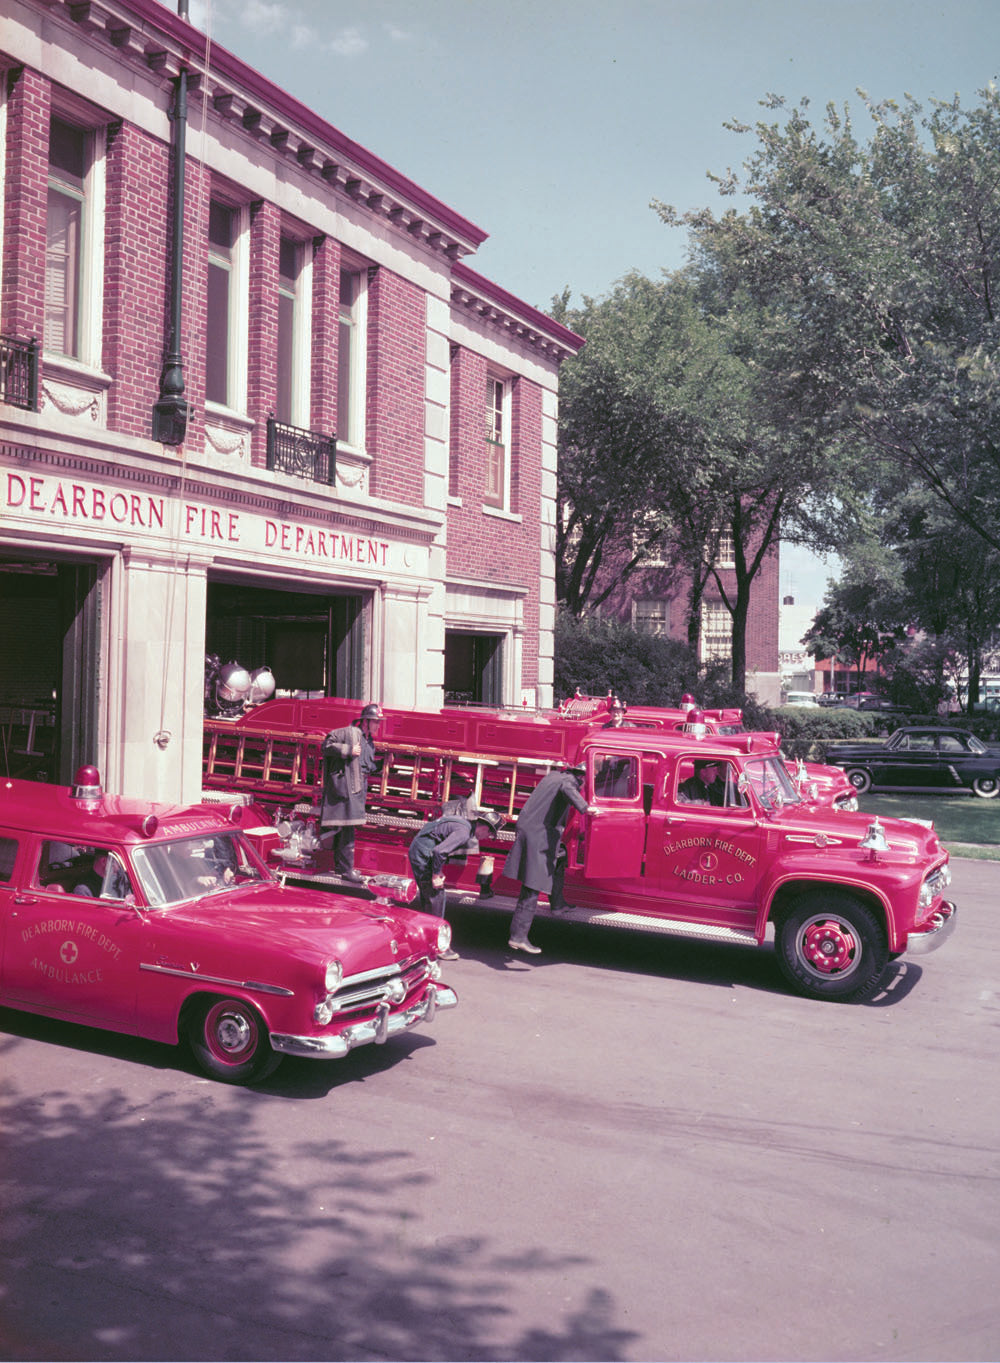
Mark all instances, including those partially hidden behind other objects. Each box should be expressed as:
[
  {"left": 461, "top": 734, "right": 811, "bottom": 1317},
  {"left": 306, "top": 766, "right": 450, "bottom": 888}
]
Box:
[
  {"left": 270, "top": 982, "right": 458, "bottom": 1060},
  {"left": 906, "top": 900, "right": 957, "bottom": 955}
]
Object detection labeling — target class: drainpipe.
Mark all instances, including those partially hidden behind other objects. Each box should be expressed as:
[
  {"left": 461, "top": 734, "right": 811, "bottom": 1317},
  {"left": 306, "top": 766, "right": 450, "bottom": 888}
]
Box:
[{"left": 152, "top": 0, "right": 191, "bottom": 445}]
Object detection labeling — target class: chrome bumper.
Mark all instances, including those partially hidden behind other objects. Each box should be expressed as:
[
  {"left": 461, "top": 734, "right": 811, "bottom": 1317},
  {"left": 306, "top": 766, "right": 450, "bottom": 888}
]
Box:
[
  {"left": 270, "top": 982, "right": 458, "bottom": 1060},
  {"left": 906, "top": 900, "right": 957, "bottom": 955}
]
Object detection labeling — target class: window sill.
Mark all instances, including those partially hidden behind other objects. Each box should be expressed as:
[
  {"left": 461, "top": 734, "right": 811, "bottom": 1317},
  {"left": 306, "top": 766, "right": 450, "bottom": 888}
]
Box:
[
  {"left": 481, "top": 504, "right": 522, "bottom": 524},
  {"left": 41, "top": 353, "right": 112, "bottom": 425}
]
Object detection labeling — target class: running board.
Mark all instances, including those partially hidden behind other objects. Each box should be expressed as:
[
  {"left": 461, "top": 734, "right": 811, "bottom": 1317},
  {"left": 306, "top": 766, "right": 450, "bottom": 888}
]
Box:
[{"left": 453, "top": 893, "right": 759, "bottom": 946}]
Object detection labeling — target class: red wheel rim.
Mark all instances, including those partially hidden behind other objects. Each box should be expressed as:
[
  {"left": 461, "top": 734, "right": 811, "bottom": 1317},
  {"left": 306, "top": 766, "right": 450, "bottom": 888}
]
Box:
[
  {"left": 800, "top": 917, "right": 858, "bottom": 974},
  {"left": 203, "top": 1001, "right": 259, "bottom": 1065}
]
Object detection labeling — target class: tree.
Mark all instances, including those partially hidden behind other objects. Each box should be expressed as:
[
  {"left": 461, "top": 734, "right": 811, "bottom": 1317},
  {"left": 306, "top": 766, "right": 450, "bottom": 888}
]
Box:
[
  {"left": 555, "top": 271, "right": 864, "bottom": 691},
  {"left": 885, "top": 490, "right": 1000, "bottom": 711},
  {"left": 656, "top": 90, "right": 1000, "bottom": 561},
  {"left": 802, "top": 544, "right": 909, "bottom": 690}
]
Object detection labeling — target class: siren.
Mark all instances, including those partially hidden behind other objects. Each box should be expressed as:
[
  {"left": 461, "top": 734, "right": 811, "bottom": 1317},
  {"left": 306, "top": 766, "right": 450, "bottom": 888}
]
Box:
[{"left": 71, "top": 765, "right": 103, "bottom": 800}]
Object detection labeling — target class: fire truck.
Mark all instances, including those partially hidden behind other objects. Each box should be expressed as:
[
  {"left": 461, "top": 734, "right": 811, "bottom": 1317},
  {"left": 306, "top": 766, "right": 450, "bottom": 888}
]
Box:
[
  {"left": 570, "top": 693, "right": 858, "bottom": 810},
  {"left": 202, "top": 695, "right": 956, "bottom": 1003}
]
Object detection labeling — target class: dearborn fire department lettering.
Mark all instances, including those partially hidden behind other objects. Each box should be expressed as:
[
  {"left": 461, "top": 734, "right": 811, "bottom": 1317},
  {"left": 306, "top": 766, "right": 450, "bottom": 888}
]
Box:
[
  {"left": 263, "top": 519, "right": 389, "bottom": 566},
  {"left": 7, "top": 473, "right": 165, "bottom": 528},
  {"left": 21, "top": 920, "right": 123, "bottom": 960},
  {"left": 5, "top": 473, "right": 395, "bottom": 570}
]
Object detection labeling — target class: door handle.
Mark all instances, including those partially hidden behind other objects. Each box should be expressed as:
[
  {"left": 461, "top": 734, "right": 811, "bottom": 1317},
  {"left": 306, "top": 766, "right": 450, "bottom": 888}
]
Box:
[{"left": 13, "top": 894, "right": 37, "bottom": 906}]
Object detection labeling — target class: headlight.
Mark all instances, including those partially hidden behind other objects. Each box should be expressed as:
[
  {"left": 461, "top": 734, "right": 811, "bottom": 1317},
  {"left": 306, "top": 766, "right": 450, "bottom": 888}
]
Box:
[
  {"left": 324, "top": 959, "right": 343, "bottom": 991},
  {"left": 919, "top": 864, "right": 951, "bottom": 908},
  {"left": 836, "top": 795, "right": 859, "bottom": 812},
  {"left": 437, "top": 921, "right": 452, "bottom": 953}
]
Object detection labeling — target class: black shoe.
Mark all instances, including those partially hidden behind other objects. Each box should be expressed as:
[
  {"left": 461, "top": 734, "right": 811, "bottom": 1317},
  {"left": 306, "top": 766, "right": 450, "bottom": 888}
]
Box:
[
  {"left": 478, "top": 886, "right": 494, "bottom": 900},
  {"left": 549, "top": 902, "right": 573, "bottom": 915},
  {"left": 338, "top": 869, "right": 364, "bottom": 884}
]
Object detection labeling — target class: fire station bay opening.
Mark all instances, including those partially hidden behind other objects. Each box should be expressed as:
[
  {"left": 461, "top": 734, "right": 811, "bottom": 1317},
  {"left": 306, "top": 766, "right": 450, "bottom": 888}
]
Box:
[
  {"left": 444, "top": 631, "right": 504, "bottom": 706},
  {"left": 205, "top": 581, "right": 366, "bottom": 705},
  {"left": 0, "top": 556, "right": 102, "bottom": 786}
]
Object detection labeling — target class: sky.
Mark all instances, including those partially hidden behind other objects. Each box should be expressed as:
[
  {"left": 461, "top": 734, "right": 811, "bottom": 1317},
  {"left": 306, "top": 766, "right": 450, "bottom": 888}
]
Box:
[{"left": 185, "top": 0, "right": 999, "bottom": 621}]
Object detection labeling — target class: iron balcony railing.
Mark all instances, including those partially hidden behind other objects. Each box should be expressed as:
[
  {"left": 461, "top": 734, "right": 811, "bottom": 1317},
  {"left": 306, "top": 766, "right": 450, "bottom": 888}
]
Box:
[
  {"left": 266, "top": 417, "right": 336, "bottom": 485},
  {"left": 0, "top": 336, "right": 39, "bottom": 412}
]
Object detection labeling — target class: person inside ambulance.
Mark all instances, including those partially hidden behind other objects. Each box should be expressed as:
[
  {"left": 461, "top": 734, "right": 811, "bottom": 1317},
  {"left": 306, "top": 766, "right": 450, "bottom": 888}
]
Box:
[{"left": 72, "top": 848, "right": 132, "bottom": 899}]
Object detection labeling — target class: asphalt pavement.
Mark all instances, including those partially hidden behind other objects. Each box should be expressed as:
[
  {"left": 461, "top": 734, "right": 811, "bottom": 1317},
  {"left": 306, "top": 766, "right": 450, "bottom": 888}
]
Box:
[{"left": 0, "top": 857, "right": 997, "bottom": 1362}]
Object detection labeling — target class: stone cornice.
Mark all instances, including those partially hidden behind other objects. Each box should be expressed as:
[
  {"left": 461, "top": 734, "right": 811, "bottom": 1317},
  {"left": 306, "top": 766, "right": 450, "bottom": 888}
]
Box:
[
  {"left": 451, "top": 261, "right": 586, "bottom": 365},
  {"left": 29, "top": 0, "right": 488, "bottom": 261}
]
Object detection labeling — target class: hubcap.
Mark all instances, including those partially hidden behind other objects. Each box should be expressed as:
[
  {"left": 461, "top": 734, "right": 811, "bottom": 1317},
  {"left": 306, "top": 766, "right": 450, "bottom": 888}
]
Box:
[
  {"left": 207, "top": 1005, "right": 256, "bottom": 1059},
  {"left": 800, "top": 918, "right": 858, "bottom": 974}
]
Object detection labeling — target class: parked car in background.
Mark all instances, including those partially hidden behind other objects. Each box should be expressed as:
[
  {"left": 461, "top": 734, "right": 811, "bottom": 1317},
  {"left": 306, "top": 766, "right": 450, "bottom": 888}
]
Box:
[
  {"left": 0, "top": 769, "right": 458, "bottom": 1084},
  {"left": 824, "top": 727, "right": 1000, "bottom": 799},
  {"left": 784, "top": 691, "right": 821, "bottom": 708}
]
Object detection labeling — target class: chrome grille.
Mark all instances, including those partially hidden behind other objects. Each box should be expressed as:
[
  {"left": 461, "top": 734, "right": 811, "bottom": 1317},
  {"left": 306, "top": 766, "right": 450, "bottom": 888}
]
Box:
[{"left": 329, "top": 955, "right": 432, "bottom": 1016}]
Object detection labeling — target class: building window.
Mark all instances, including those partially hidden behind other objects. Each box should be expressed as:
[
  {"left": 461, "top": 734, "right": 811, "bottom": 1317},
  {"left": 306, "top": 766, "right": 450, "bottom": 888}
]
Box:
[
  {"left": 715, "top": 528, "right": 735, "bottom": 569},
  {"left": 46, "top": 117, "right": 92, "bottom": 359},
  {"left": 634, "top": 598, "right": 670, "bottom": 636},
  {"left": 206, "top": 198, "right": 247, "bottom": 408},
  {"left": 337, "top": 266, "right": 366, "bottom": 449},
  {"left": 632, "top": 510, "right": 672, "bottom": 567},
  {"left": 700, "top": 600, "right": 732, "bottom": 663},
  {"left": 485, "top": 375, "right": 510, "bottom": 509},
  {"left": 276, "top": 235, "right": 310, "bottom": 426}
]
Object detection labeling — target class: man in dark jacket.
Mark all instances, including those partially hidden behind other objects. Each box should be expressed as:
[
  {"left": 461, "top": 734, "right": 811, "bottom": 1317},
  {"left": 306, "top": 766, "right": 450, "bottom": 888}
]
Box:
[
  {"left": 503, "top": 765, "right": 597, "bottom": 954},
  {"left": 408, "top": 806, "right": 503, "bottom": 960},
  {"left": 318, "top": 703, "right": 383, "bottom": 882}
]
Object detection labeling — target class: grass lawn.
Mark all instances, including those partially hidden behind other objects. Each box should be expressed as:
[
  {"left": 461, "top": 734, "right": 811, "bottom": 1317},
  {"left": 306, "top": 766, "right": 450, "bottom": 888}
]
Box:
[{"left": 859, "top": 791, "right": 1000, "bottom": 860}]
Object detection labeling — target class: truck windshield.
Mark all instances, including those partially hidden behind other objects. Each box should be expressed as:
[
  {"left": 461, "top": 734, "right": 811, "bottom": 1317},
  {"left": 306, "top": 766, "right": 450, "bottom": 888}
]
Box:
[
  {"left": 131, "top": 832, "right": 271, "bottom": 907},
  {"left": 744, "top": 756, "right": 802, "bottom": 811}
]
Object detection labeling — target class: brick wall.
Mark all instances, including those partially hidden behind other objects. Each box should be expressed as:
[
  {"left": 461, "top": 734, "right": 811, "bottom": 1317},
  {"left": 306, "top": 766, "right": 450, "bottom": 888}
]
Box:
[
  {"left": 2, "top": 66, "right": 49, "bottom": 343},
  {"left": 247, "top": 199, "right": 280, "bottom": 467},
  {"left": 365, "top": 266, "right": 424, "bottom": 503},
  {"left": 104, "top": 119, "right": 169, "bottom": 436},
  {"left": 310, "top": 234, "right": 341, "bottom": 438},
  {"left": 447, "top": 348, "right": 543, "bottom": 689}
]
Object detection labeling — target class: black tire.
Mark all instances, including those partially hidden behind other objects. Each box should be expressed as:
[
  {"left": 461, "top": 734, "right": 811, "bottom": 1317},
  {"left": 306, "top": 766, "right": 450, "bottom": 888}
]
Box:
[
  {"left": 971, "top": 774, "right": 1000, "bottom": 799},
  {"left": 845, "top": 767, "right": 872, "bottom": 794},
  {"left": 188, "top": 997, "right": 282, "bottom": 1084},
  {"left": 775, "top": 891, "right": 888, "bottom": 1002}
]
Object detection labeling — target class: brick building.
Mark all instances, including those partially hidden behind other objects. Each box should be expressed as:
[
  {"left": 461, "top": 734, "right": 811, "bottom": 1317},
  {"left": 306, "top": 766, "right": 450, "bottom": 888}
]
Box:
[
  {"left": 0, "top": 0, "right": 582, "bottom": 801},
  {"left": 592, "top": 529, "right": 781, "bottom": 705}
]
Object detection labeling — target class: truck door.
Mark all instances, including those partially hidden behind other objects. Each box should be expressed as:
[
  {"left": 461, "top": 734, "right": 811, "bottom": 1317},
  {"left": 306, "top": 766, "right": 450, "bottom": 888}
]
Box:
[
  {"left": 581, "top": 748, "right": 646, "bottom": 881},
  {"left": 646, "top": 754, "right": 764, "bottom": 927}
]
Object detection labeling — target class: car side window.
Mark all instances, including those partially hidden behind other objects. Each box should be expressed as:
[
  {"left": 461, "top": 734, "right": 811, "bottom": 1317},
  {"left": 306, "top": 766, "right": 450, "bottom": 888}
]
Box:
[
  {"left": 908, "top": 736, "right": 936, "bottom": 752},
  {"left": 0, "top": 835, "right": 18, "bottom": 882},
  {"left": 937, "top": 735, "right": 964, "bottom": 753}
]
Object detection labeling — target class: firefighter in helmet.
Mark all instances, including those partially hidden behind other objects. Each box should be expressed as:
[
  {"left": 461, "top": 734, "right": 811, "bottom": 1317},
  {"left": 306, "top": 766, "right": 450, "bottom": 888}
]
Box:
[{"left": 317, "top": 703, "right": 384, "bottom": 882}]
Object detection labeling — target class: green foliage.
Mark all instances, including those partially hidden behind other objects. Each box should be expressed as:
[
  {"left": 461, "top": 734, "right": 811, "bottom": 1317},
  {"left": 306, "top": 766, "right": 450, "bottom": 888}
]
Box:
[
  {"left": 553, "top": 613, "right": 779, "bottom": 722},
  {"left": 663, "top": 90, "right": 1000, "bottom": 558},
  {"left": 553, "top": 613, "right": 699, "bottom": 706},
  {"left": 765, "top": 707, "right": 880, "bottom": 759}
]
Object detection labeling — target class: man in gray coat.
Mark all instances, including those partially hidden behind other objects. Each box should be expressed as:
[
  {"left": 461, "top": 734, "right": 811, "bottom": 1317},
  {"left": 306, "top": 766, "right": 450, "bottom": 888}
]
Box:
[
  {"left": 503, "top": 764, "right": 597, "bottom": 954},
  {"left": 318, "top": 702, "right": 383, "bottom": 882}
]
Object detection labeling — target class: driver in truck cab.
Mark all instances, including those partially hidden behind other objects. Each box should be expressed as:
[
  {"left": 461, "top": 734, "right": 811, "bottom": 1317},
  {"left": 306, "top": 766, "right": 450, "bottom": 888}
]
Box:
[{"left": 677, "top": 760, "right": 728, "bottom": 807}]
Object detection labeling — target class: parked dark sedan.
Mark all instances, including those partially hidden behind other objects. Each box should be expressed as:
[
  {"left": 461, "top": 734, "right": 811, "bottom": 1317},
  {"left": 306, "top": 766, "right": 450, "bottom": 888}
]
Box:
[{"left": 825, "top": 727, "right": 1000, "bottom": 798}]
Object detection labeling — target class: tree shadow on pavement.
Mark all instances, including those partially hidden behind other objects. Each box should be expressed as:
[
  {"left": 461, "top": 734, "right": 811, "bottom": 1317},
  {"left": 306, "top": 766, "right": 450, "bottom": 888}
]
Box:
[{"left": 0, "top": 1072, "right": 637, "bottom": 1362}]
